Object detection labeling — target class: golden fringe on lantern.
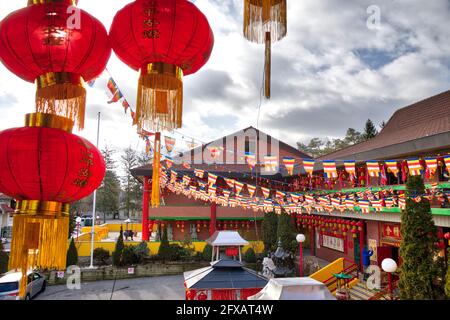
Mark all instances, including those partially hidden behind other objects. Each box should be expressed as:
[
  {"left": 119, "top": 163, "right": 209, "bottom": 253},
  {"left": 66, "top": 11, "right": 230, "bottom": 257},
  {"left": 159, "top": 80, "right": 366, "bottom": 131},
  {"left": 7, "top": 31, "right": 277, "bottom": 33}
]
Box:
[
  {"left": 264, "top": 32, "right": 271, "bottom": 98},
  {"left": 9, "top": 201, "right": 69, "bottom": 298},
  {"left": 135, "top": 63, "right": 183, "bottom": 132},
  {"left": 243, "top": 0, "right": 287, "bottom": 44},
  {"left": 36, "top": 72, "right": 86, "bottom": 130},
  {"left": 151, "top": 132, "right": 161, "bottom": 207}
]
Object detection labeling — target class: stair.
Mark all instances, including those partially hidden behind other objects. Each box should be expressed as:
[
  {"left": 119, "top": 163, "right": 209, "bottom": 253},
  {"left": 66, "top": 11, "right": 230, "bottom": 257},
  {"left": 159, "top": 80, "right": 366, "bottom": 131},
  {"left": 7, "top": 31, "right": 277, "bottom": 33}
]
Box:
[{"left": 349, "top": 281, "right": 385, "bottom": 300}]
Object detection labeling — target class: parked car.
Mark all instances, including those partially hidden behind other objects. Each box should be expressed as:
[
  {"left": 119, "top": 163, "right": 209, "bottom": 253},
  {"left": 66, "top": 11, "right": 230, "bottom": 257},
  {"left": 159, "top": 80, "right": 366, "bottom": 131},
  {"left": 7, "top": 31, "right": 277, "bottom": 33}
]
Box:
[{"left": 0, "top": 271, "right": 46, "bottom": 300}]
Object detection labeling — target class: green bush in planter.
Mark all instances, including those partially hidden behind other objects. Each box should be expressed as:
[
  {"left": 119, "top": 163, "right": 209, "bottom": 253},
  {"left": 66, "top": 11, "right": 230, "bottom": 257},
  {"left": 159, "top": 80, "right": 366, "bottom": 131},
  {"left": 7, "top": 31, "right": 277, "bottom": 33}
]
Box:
[
  {"left": 244, "top": 248, "right": 256, "bottom": 263},
  {"left": 122, "top": 245, "right": 139, "bottom": 265},
  {"left": 202, "top": 244, "right": 213, "bottom": 261},
  {"left": 134, "top": 241, "right": 150, "bottom": 263},
  {"left": 93, "top": 248, "right": 110, "bottom": 266}
]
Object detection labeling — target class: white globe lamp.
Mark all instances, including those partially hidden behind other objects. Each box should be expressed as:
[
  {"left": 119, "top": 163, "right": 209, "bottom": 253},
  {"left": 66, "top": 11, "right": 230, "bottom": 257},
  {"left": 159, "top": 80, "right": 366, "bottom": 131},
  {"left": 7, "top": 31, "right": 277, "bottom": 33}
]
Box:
[
  {"left": 381, "top": 258, "right": 397, "bottom": 273},
  {"left": 296, "top": 234, "right": 306, "bottom": 243}
]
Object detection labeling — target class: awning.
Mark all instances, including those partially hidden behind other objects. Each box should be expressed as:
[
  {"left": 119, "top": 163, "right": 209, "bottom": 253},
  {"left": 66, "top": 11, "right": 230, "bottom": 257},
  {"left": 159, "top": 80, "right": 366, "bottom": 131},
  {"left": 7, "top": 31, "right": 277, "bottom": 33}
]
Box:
[
  {"left": 205, "top": 231, "right": 249, "bottom": 246},
  {"left": 247, "top": 277, "right": 336, "bottom": 300}
]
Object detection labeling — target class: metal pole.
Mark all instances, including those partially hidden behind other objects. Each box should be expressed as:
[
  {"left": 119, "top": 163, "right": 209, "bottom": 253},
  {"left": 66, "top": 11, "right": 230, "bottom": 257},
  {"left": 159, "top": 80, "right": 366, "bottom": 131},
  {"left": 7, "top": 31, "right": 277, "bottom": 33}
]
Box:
[
  {"left": 89, "top": 112, "right": 101, "bottom": 269},
  {"left": 299, "top": 243, "right": 303, "bottom": 277},
  {"left": 388, "top": 272, "right": 393, "bottom": 300}
]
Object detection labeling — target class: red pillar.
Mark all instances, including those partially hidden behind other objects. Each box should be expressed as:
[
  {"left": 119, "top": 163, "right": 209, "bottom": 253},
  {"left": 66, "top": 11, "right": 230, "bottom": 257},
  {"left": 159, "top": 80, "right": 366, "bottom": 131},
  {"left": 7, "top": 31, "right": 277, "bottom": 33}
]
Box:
[
  {"left": 209, "top": 202, "right": 217, "bottom": 236},
  {"left": 142, "top": 176, "right": 150, "bottom": 241},
  {"left": 310, "top": 226, "right": 315, "bottom": 256},
  {"left": 359, "top": 223, "right": 364, "bottom": 272}
]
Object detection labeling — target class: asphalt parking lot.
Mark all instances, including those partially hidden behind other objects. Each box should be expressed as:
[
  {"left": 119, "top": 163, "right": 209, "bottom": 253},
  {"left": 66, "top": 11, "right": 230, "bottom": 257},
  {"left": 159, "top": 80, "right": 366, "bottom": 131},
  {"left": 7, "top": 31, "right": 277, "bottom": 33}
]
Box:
[{"left": 35, "top": 275, "right": 186, "bottom": 300}]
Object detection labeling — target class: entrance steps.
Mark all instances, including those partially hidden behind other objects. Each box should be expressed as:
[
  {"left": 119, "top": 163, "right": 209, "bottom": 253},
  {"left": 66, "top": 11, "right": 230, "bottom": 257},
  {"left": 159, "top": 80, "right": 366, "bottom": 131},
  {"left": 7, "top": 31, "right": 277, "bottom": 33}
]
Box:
[{"left": 349, "top": 281, "right": 385, "bottom": 300}]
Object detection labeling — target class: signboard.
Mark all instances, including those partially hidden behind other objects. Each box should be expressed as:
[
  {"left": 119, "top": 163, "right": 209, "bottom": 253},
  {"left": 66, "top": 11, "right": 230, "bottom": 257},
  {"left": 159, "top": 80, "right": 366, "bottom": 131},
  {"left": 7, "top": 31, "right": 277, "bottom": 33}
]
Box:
[
  {"left": 322, "top": 235, "right": 344, "bottom": 252},
  {"left": 368, "top": 239, "right": 378, "bottom": 262},
  {"left": 382, "top": 223, "right": 401, "bottom": 240},
  {"left": 128, "top": 267, "right": 135, "bottom": 275}
]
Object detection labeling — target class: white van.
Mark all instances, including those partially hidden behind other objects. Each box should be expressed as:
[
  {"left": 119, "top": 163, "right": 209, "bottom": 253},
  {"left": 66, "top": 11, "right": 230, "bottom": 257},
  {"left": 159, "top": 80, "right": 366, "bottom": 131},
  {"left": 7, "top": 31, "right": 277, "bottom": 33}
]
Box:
[{"left": 0, "top": 270, "right": 46, "bottom": 300}]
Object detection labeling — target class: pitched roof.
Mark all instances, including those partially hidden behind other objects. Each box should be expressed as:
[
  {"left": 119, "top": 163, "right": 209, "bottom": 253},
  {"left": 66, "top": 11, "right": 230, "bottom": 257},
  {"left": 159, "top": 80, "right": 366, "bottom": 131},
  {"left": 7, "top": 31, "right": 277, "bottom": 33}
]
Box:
[
  {"left": 318, "top": 90, "right": 450, "bottom": 161},
  {"left": 131, "top": 126, "right": 311, "bottom": 178}
]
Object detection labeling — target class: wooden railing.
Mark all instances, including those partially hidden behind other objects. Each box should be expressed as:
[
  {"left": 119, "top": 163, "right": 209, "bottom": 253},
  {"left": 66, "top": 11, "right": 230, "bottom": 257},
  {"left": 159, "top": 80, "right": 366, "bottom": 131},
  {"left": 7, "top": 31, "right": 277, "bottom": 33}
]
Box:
[
  {"left": 310, "top": 258, "right": 359, "bottom": 294},
  {"left": 322, "top": 259, "right": 359, "bottom": 293},
  {"left": 368, "top": 278, "right": 399, "bottom": 300}
]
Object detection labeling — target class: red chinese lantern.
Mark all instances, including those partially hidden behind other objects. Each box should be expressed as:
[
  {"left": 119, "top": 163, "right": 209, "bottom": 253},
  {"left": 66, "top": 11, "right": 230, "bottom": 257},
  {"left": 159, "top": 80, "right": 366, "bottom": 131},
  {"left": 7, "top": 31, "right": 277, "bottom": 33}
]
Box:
[
  {"left": 109, "top": 0, "right": 214, "bottom": 132},
  {"left": 0, "top": 0, "right": 111, "bottom": 130},
  {"left": 0, "top": 113, "right": 105, "bottom": 296},
  {"left": 243, "top": 0, "right": 287, "bottom": 98}
]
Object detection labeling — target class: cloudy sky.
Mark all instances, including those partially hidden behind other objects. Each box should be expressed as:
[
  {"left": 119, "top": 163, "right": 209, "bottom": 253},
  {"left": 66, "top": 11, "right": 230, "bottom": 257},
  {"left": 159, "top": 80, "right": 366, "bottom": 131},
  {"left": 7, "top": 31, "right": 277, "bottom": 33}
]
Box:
[{"left": 1, "top": 0, "right": 450, "bottom": 158}]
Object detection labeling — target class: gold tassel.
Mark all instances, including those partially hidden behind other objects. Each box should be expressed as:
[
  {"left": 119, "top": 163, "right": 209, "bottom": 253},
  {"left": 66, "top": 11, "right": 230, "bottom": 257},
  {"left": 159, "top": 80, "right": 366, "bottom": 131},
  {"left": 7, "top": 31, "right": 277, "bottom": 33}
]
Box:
[
  {"left": 36, "top": 72, "right": 86, "bottom": 131},
  {"left": 243, "top": 0, "right": 287, "bottom": 44},
  {"left": 151, "top": 132, "right": 161, "bottom": 207},
  {"left": 135, "top": 63, "right": 183, "bottom": 132},
  {"left": 264, "top": 32, "right": 271, "bottom": 99},
  {"left": 9, "top": 201, "right": 69, "bottom": 299}
]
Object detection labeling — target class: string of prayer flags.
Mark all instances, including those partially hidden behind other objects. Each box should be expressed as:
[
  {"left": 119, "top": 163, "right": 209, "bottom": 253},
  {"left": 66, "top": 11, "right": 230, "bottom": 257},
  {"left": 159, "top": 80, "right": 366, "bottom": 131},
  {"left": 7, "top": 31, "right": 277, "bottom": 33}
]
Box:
[
  {"left": 122, "top": 99, "right": 130, "bottom": 113},
  {"left": 261, "top": 187, "right": 271, "bottom": 199},
  {"left": 283, "top": 157, "right": 295, "bottom": 175},
  {"left": 358, "top": 200, "right": 370, "bottom": 213},
  {"left": 323, "top": 160, "right": 338, "bottom": 179},
  {"left": 182, "top": 161, "right": 191, "bottom": 169},
  {"left": 208, "top": 146, "right": 222, "bottom": 159},
  {"left": 247, "top": 184, "right": 256, "bottom": 197},
  {"left": 182, "top": 175, "right": 191, "bottom": 186},
  {"left": 385, "top": 160, "right": 399, "bottom": 177},
  {"left": 235, "top": 181, "right": 244, "bottom": 195},
  {"left": 245, "top": 152, "right": 256, "bottom": 169},
  {"left": 208, "top": 185, "right": 216, "bottom": 196},
  {"left": 164, "top": 136, "right": 176, "bottom": 153},
  {"left": 224, "top": 178, "right": 235, "bottom": 189},
  {"left": 344, "top": 160, "right": 356, "bottom": 176},
  {"left": 443, "top": 155, "right": 450, "bottom": 169},
  {"left": 407, "top": 158, "right": 422, "bottom": 176},
  {"left": 303, "top": 159, "right": 315, "bottom": 176},
  {"left": 208, "top": 173, "right": 217, "bottom": 186},
  {"left": 367, "top": 161, "right": 380, "bottom": 177},
  {"left": 165, "top": 158, "right": 173, "bottom": 169},
  {"left": 264, "top": 155, "right": 278, "bottom": 172},
  {"left": 425, "top": 157, "right": 437, "bottom": 176},
  {"left": 194, "top": 169, "right": 204, "bottom": 178}
]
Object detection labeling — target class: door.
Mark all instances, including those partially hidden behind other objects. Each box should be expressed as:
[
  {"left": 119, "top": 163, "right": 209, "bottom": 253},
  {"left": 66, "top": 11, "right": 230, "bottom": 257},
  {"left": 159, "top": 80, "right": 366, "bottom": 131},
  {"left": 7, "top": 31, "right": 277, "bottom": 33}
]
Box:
[
  {"left": 354, "top": 240, "right": 360, "bottom": 265},
  {"left": 377, "top": 246, "right": 393, "bottom": 266}
]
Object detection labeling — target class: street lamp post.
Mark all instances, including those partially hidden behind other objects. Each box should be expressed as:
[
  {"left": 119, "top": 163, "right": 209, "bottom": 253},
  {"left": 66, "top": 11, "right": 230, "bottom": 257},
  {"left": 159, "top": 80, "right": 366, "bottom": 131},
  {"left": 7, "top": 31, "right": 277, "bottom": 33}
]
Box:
[
  {"left": 381, "top": 258, "right": 398, "bottom": 300},
  {"left": 296, "top": 234, "right": 306, "bottom": 277},
  {"left": 75, "top": 217, "right": 82, "bottom": 240}
]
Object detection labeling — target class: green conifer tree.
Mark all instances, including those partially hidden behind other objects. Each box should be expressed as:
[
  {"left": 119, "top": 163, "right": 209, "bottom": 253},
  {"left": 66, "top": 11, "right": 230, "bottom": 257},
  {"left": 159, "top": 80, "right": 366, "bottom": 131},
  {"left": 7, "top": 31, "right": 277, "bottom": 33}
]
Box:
[
  {"left": 398, "top": 176, "right": 440, "bottom": 299},
  {"left": 66, "top": 238, "right": 78, "bottom": 267},
  {"left": 262, "top": 211, "right": 278, "bottom": 252},
  {"left": 363, "top": 119, "right": 378, "bottom": 140},
  {"left": 277, "top": 211, "right": 296, "bottom": 253},
  {"left": 112, "top": 226, "right": 125, "bottom": 266},
  {"left": 158, "top": 226, "right": 170, "bottom": 260}
]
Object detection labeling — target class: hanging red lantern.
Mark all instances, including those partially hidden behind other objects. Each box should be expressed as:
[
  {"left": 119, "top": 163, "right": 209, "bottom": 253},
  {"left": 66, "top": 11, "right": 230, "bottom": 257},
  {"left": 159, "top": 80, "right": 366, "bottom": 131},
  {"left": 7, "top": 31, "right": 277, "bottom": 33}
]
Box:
[
  {"left": 109, "top": 0, "right": 214, "bottom": 132},
  {"left": 0, "top": 0, "right": 111, "bottom": 130},
  {"left": 357, "top": 221, "right": 364, "bottom": 231},
  {"left": 0, "top": 113, "right": 105, "bottom": 295}
]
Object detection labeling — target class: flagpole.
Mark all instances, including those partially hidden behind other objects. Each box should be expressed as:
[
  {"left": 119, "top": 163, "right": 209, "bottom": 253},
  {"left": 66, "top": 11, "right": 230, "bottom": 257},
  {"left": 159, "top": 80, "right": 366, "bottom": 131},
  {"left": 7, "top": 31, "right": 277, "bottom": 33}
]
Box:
[{"left": 89, "top": 112, "right": 101, "bottom": 269}]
